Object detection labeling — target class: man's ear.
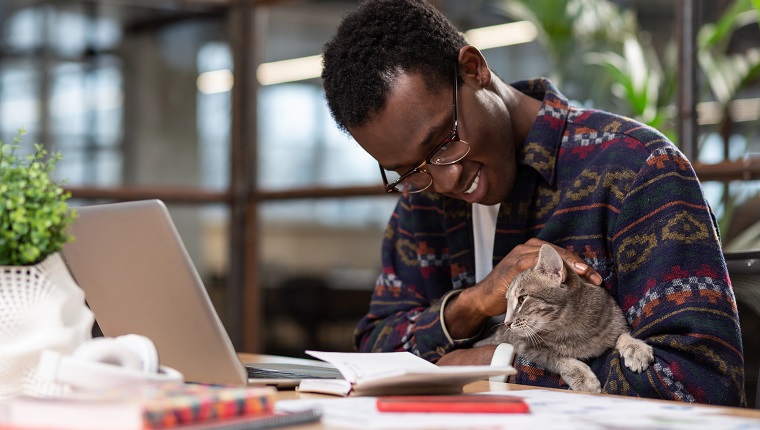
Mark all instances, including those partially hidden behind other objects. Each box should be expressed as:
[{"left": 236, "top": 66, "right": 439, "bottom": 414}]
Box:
[{"left": 457, "top": 45, "right": 491, "bottom": 89}]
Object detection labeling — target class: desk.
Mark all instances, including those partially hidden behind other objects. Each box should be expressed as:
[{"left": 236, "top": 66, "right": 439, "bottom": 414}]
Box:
[{"left": 239, "top": 353, "right": 760, "bottom": 429}]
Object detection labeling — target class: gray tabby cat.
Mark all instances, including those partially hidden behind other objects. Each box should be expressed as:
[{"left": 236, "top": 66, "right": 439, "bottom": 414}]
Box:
[{"left": 476, "top": 244, "right": 654, "bottom": 393}]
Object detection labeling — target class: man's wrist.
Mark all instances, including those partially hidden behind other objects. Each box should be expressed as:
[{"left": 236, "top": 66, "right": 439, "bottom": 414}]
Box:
[
  {"left": 439, "top": 289, "right": 464, "bottom": 344},
  {"left": 441, "top": 287, "right": 490, "bottom": 341},
  {"left": 448, "top": 287, "right": 490, "bottom": 337}
]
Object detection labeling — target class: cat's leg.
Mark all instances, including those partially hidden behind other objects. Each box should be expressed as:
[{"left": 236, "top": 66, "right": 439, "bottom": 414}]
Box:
[
  {"left": 616, "top": 332, "right": 654, "bottom": 372},
  {"left": 556, "top": 357, "right": 602, "bottom": 393},
  {"left": 521, "top": 349, "right": 601, "bottom": 393}
]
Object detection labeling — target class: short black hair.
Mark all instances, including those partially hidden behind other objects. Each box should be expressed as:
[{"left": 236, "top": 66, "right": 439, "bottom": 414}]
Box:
[{"left": 322, "top": 0, "right": 467, "bottom": 133}]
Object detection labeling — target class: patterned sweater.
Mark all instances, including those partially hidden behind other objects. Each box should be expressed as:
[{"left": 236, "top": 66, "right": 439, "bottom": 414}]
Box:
[{"left": 354, "top": 78, "right": 744, "bottom": 406}]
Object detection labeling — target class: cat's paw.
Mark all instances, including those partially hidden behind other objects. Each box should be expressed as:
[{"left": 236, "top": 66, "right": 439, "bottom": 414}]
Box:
[
  {"left": 617, "top": 334, "right": 654, "bottom": 373},
  {"left": 561, "top": 361, "right": 602, "bottom": 393},
  {"left": 568, "top": 375, "right": 602, "bottom": 393}
]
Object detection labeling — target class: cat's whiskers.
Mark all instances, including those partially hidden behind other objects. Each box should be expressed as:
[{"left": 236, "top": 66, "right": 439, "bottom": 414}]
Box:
[
  {"left": 483, "top": 321, "right": 506, "bottom": 335},
  {"left": 527, "top": 331, "right": 541, "bottom": 348},
  {"left": 524, "top": 323, "right": 546, "bottom": 348}
]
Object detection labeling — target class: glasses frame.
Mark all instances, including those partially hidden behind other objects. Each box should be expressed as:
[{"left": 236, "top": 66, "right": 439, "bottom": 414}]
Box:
[{"left": 380, "top": 61, "right": 463, "bottom": 194}]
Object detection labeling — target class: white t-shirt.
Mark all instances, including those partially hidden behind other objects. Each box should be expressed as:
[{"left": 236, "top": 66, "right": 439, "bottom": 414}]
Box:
[
  {"left": 472, "top": 203, "right": 500, "bottom": 282},
  {"left": 472, "top": 203, "right": 514, "bottom": 379}
]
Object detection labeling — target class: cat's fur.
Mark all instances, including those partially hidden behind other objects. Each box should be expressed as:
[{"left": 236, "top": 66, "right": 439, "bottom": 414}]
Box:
[{"left": 476, "top": 244, "right": 654, "bottom": 393}]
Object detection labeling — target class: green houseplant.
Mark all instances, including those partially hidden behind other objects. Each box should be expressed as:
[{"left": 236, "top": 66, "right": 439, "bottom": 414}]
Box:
[
  {"left": 0, "top": 129, "right": 76, "bottom": 265},
  {"left": 0, "top": 129, "right": 93, "bottom": 399}
]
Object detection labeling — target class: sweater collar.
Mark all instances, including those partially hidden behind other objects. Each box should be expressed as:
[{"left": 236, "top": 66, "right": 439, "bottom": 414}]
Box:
[{"left": 510, "top": 78, "right": 569, "bottom": 186}]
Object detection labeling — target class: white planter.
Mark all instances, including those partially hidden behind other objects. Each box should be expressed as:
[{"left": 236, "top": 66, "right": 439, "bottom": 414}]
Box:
[{"left": 0, "top": 252, "right": 94, "bottom": 398}]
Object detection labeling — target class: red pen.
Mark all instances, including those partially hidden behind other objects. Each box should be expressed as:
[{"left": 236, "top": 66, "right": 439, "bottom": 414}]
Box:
[{"left": 376, "top": 395, "right": 530, "bottom": 414}]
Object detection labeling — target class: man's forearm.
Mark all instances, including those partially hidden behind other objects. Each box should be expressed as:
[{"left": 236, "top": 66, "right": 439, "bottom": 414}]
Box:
[{"left": 437, "top": 345, "right": 497, "bottom": 365}]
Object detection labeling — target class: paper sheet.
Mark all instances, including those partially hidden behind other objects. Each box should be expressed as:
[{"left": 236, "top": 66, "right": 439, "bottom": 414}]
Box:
[
  {"left": 304, "top": 350, "right": 438, "bottom": 382},
  {"left": 276, "top": 389, "right": 760, "bottom": 430}
]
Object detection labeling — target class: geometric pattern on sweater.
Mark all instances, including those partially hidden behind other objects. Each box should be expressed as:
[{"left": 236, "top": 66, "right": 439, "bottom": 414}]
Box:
[
  {"left": 654, "top": 362, "right": 697, "bottom": 403},
  {"left": 624, "top": 273, "right": 730, "bottom": 325}
]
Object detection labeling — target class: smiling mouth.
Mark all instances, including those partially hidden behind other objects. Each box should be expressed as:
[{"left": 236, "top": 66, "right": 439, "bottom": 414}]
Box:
[{"left": 464, "top": 170, "right": 481, "bottom": 194}]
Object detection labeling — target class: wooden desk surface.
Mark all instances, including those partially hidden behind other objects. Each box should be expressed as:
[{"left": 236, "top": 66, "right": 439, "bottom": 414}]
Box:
[{"left": 238, "top": 353, "right": 760, "bottom": 429}]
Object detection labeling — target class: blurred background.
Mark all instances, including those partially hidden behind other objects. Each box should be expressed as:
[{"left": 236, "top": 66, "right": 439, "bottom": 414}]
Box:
[{"left": 1, "top": 0, "right": 758, "bottom": 377}]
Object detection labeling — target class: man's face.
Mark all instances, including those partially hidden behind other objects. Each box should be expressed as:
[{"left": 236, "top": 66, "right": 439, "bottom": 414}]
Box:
[{"left": 349, "top": 69, "right": 519, "bottom": 206}]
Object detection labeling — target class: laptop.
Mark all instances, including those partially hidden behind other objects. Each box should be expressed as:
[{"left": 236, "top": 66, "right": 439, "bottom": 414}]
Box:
[{"left": 61, "top": 199, "right": 342, "bottom": 388}]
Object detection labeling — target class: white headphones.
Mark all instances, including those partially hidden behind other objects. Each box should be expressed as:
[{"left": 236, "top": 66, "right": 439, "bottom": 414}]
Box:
[{"left": 36, "top": 335, "right": 183, "bottom": 391}]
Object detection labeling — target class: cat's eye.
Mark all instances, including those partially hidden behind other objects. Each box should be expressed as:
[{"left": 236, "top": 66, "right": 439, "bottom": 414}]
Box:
[{"left": 516, "top": 295, "right": 526, "bottom": 306}]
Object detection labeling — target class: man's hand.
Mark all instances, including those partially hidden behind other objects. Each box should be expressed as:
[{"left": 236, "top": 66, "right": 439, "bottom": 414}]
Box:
[{"left": 443, "top": 238, "right": 602, "bottom": 340}]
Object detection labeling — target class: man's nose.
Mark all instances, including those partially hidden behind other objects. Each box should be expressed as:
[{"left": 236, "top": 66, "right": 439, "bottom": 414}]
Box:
[{"left": 427, "top": 163, "right": 462, "bottom": 194}]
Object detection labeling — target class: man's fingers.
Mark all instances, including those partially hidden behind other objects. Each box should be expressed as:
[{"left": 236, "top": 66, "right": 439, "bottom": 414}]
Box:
[
  {"left": 571, "top": 259, "right": 602, "bottom": 285},
  {"left": 589, "top": 272, "right": 603, "bottom": 285},
  {"left": 550, "top": 244, "right": 603, "bottom": 286},
  {"left": 573, "top": 261, "right": 589, "bottom": 273},
  {"left": 499, "top": 239, "right": 604, "bottom": 286}
]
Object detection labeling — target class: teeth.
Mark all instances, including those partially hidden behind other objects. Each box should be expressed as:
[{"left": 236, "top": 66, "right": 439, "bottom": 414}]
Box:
[{"left": 464, "top": 171, "right": 480, "bottom": 194}]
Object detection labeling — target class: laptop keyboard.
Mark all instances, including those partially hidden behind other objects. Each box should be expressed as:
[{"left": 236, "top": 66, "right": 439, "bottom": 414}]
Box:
[{"left": 246, "top": 366, "right": 336, "bottom": 380}]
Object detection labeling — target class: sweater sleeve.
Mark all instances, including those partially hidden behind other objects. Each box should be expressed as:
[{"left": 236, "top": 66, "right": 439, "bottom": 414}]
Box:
[
  {"left": 353, "top": 194, "right": 477, "bottom": 362},
  {"left": 596, "top": 145, "right": 744, "bottom": 406}
]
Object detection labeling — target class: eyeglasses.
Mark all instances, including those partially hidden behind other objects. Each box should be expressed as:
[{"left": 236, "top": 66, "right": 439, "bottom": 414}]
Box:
[{"left": 379, "top": 62, "right": 471, "bottom": 194}]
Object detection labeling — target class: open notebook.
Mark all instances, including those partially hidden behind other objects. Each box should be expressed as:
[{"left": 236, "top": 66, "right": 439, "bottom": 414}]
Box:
[{"left": 61, "top": 199, "right": 342, "bottom": 388}]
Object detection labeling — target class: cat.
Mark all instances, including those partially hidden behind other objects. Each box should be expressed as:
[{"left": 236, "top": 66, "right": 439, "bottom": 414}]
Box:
[{"left": 475, "top": 244, "right": 654, "bottom": 393}]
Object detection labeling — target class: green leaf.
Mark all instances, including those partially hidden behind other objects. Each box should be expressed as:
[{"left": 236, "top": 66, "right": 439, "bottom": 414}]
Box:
[{"left": 700, "top": 0, "right": 754, "bottom": 49}]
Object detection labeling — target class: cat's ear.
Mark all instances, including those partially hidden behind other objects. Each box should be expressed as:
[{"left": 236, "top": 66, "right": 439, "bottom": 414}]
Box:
[{"left": 536, "top": 244, "right": 564, "bottom": 282}]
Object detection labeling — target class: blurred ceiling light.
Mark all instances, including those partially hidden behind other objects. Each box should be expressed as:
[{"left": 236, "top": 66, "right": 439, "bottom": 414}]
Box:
[
  {"left": 197, "top": 69, "right": 234, "bottom": 94},
  {"left": 256, "top": 55, "right": 323, "bottom": 86},
  {"left": 463, "top": 21, "right": 538, "bottom": 50},
  {"left": 253, "top": 20, "right": 537, "bottom": 86}
]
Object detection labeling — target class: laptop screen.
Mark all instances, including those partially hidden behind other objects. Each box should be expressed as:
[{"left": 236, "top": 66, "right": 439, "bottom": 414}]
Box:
[{"left": 62, "top": 200, "right": 248, "bottom": 386}]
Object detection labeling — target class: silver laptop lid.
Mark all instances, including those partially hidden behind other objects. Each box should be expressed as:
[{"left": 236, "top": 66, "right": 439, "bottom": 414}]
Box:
[{"left": 62, "top": 199, "right": 247, "bottom": 386}]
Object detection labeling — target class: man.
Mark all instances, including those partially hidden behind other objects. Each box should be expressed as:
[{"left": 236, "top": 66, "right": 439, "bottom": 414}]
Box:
[{"left": 321, "top": 0, "right": 743, "bottom": 405}]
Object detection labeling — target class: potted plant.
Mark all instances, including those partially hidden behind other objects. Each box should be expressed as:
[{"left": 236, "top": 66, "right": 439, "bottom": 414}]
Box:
[{"left": 0, "top": 129, "right": 94, "bottom": 398}]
